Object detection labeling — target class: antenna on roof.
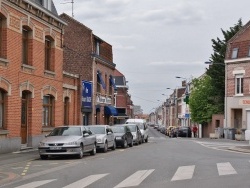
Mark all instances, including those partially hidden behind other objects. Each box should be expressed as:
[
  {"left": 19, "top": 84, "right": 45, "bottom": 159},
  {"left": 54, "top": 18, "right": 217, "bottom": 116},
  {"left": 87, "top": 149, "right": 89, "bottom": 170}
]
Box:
[{"left": 61, "top": 0, "right": 74, "bottom": 17}]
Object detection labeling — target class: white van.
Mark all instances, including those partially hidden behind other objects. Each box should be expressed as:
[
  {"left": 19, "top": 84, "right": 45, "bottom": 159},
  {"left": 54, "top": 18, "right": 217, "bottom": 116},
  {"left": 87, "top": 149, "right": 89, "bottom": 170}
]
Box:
[{"left": 125, "top": 119, "right": 149, "bottom": 142}]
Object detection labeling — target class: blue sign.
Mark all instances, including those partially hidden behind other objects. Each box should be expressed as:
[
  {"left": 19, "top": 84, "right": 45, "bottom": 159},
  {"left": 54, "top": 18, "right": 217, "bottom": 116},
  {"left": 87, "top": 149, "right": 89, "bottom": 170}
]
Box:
[
  {"left": 185, "top": 113, "right": 190, "bottom": 118},
  {"left": 82, "top": 81, "right": 92, "bottom": 108}
]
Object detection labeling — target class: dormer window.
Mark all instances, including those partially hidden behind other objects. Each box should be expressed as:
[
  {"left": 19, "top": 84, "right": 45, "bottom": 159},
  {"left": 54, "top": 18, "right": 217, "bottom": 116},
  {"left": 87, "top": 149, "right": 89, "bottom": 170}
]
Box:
[
  {"left": 248, "top": 46, "right": 250, "bottom": 57},
  {"left": 96, "top": 41, "right": 100, "bottom": 55},
  {"left": 231, "top": 48, "right": 238, "bottom": 59},
  {"left": 42, "top": 0, "right": 52, "bottom": 11}
]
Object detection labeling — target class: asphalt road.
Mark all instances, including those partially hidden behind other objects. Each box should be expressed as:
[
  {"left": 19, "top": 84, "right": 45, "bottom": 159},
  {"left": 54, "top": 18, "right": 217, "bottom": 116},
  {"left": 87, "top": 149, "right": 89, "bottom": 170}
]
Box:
[{"left": 1, "top": 127, "right": 250, "bottom": 188}]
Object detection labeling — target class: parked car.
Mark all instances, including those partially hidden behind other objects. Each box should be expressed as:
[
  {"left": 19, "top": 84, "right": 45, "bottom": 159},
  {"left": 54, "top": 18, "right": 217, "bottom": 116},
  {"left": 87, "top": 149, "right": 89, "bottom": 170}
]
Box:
[
  {"left": 177, "top": 127, "right": 192, "bottom": 137},
  {"left": 154, "top": 124, "right": 159, "bottom": 129},
  {"left": 137, "top": 122, "right": 149, "bottom": 143},
  {"left": 160, "top": 126, "right": 166, "bottom": 135},
  {"left": 125, "top": 123, "right": 143, "bottom": 145},
  {"left": 111, "top": 125, "right": 133, "bottom": 148},
  {"left": 38, "top": 126, "right": 96, "bottom": 159},
  {"left": 85, "top": 125, "right": 116, "bottom": 152},
  {"left": 166, "top": 126, "right": 177, "bottom": 136}
]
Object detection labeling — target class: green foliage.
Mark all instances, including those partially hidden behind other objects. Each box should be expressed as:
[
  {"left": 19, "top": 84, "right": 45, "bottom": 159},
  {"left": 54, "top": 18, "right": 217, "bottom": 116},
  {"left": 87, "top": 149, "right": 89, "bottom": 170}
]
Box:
[
  {"left": 206, "top": 19, "right": 243, "bottom": 114},
  {"left": 189, "top": 75, "right": 220, "bottom": 124}
]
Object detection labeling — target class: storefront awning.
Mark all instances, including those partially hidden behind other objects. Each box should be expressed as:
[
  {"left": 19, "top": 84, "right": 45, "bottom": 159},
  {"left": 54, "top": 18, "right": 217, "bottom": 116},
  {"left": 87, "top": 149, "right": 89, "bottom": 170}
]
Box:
[
  {"left": 104, "top": 106, "right": 118, "bottom": 116},
  {"left": 97, "top": 71, "right": 106, "bottom": 89}
]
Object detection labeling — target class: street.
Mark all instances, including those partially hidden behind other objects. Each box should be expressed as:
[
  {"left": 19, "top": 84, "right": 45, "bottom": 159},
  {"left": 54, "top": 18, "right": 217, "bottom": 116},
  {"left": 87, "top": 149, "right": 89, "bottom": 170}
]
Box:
[{"left": 1, "top": 127, "right": 250, "bottom": 188}]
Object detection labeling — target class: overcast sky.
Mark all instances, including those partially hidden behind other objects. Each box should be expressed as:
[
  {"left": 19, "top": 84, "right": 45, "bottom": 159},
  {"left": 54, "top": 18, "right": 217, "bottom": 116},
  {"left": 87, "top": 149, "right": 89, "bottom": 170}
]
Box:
[{"left": 54, "top": 0, "right": 250, "bottom": 114}]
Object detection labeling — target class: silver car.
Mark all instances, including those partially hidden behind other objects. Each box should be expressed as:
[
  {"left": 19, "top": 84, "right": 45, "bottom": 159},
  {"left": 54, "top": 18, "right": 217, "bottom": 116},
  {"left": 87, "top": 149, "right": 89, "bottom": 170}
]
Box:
[
  {"left": 137, "top": 122, "right": 149, "bottom": 143},
  {"left": 85, "top": 125, "right": 116, "bottom": 152},
  {"left": 38, "top": 126, "right": 96, "bottom": 159}
]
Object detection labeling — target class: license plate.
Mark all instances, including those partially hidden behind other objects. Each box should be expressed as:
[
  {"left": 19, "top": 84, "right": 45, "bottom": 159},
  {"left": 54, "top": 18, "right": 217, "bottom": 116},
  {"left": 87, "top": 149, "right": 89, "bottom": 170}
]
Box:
[{"left": 50, "top": 146, "right": 62, "bottom": 150}]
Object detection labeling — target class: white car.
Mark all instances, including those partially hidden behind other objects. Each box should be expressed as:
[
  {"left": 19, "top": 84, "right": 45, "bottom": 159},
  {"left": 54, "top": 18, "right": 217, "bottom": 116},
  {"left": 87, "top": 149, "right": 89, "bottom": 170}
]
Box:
[
  {"left": 85, "top": 125, "right": 116, "bottom": 152},
  {"left": 125, "top": 119, "right": 149, "bottom": 143},
  {"left": 136, "top": 122, "right": 149, "bottom": 143},
  {"left": 38, "top": 126, "right": 96, "bottom": 159}
]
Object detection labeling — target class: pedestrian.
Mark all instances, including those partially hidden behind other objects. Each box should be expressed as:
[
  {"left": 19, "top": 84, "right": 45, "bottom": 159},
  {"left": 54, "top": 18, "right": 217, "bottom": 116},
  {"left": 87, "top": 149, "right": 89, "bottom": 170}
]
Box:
[{"left": 192, "top": 125, "right": 198, "bottom": 138}]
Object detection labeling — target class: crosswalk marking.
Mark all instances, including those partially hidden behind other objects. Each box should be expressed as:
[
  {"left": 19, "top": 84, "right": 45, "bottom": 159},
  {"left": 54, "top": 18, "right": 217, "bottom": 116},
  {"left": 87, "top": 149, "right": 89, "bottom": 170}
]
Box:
[
  {"left": 62, "top": 173, "right": 109, "bottom": 188},
  {"left": 114, "top": 169, "right": 155, "bottom": 188},
  {"left": 11, "top": 163, "right": 242, "bottom": 188},
  {"left": 217, "top": 162, "right": 237, "bottom": 176},
  {"left": 171, "top": 165, "right": 195, "bottom": 181},
  {"left": 14, "top": 179, "right": 56, "bottom": 188}
]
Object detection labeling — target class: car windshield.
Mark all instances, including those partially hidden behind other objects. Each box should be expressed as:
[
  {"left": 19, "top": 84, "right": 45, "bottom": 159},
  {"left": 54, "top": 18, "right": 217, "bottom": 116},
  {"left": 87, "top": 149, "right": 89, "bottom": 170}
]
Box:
[
  {"left": 112, "top": 126, "right": 125, "bottom": 133},
  {"left": 87, "top": 127, "right": 105, "bottom": 134},
  {"left": 127, "top": 125, "right": 136, "bottom": 132},
  {"left": 49, "top": 127, "right": 82, "bottom": 136}
]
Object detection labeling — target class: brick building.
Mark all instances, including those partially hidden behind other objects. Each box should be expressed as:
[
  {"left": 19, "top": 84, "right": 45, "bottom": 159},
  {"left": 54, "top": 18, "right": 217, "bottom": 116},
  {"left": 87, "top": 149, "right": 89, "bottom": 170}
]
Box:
[
  {"left": 113, "top": 69, "right": 133, "bottom": 124},
  {"left": 60, "top": 13, "right": 117, "bottom": 126},
  {"left": 225, "top": 21, "right": 250, "bottom": 134},
  {"left": 0, "top": 0, "right": 79, "bottom": 154}
]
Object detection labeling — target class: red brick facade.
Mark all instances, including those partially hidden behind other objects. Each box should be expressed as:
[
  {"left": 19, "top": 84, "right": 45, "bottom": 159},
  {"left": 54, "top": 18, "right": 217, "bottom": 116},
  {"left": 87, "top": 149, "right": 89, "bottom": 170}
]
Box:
[
  {"left": 60, "top": 14, "right": 117, "bottom": 126},
  {"left": 0, "top": 1, "right": 78, "bottom": 153},
  {"left": 224, "top": 21, "right": 250, "bottom": 132}
]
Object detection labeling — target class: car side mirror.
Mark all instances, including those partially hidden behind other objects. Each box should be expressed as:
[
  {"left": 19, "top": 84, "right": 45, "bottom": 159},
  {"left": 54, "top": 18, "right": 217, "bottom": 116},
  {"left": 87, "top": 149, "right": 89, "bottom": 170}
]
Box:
[
  {"left": 83, "top": 133, "right": 89, "bottom": 137},
  {"left": 107, "top": 132, "right": 112, "bottom": 135}
]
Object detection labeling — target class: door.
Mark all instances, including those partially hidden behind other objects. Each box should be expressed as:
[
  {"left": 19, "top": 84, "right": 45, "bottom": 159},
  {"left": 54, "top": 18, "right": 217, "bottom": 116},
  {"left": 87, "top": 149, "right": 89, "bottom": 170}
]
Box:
[{"left": 21, "top": 91, "right": 29, "bottom": 144}]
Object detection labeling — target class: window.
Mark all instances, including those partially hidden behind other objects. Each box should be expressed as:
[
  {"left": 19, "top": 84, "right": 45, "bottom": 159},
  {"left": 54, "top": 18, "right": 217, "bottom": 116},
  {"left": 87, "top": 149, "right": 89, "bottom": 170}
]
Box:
[
  {"left": 0, "top": 90, "right": 5, "bottom": 129},
  {"left": 231, "top": 48, "right": 238, "bottom": 59},
  {"left": 96, "top": 41, "right": 100, "bottom": 55},
  {"left": 43, "top": 95, "right": 54, "bottom": 127},
  {"left": 235, "top": 74, "right": 243, "bottom": 95},
  {"left": 248, "top": 46, "right": 250, "bottom": 57},
  {"left": 45, "top": 37, "right": 52, "bottom": 71},
  {"left": 0, "top": 15, "right": 6, "bottom": 58},
  {"left": 0, "top": 17, "right": 2, "bottom": 58},
  {"left": 64, "top": 97, "right": 69, "bottom": 125},
  {"left": 22, "top": 28, "right": 29, "bottom": 65}
]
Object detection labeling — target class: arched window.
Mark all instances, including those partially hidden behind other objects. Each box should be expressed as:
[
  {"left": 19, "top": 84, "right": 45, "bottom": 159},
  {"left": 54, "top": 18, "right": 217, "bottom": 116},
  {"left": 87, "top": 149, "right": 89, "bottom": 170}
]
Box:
[
  {"left": 0, "top": 89, "right": 6, "bottom": 129},
  {"left": 43, "top": 95, "right": 54, "bottom": 127}
]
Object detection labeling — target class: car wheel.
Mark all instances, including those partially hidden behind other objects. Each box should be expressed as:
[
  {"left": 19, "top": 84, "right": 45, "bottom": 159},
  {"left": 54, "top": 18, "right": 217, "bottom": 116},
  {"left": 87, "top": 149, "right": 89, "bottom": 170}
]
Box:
[
  {"left": 103, "top": 141, "right": 108, "bottom": 153},
  {"left": 78, "top": 144, "right": 84, "bottom": 159},
  {"left": 123, "top": 139, "right": 128, "bottom": 148},
  {"left": 145, "top": 136, "right": 148, "bottom": 143},
  {"left": 40, "top": 155, "right": 48, "bottom": 160},
  {"left": 129, "top": 140, "right": 133, "bottom": 147},
  {"left": 90, "top": 143, "right": 96, "bottom": 155},
  {"left": 111, "top": 141, "right": 116, "bottom": 150}
]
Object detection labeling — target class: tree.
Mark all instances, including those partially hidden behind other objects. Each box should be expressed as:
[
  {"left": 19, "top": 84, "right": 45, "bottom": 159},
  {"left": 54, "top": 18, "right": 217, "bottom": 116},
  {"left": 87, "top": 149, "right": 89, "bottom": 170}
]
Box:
[
  {"left": 189, "top": 75, "right": 220, "bottom": 124},
  {"left": 206, "top": 19, "right": 243, "bottom": 114}
]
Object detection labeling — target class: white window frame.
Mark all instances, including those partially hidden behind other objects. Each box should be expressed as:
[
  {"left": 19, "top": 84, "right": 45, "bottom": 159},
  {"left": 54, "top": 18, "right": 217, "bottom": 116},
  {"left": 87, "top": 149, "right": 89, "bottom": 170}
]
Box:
[
  {"left": 96, "top": 41, "right": 100, "bottom": 55},
  {"left": 235, "top": 74, "right": 243, "bottom": 96},
  {"left": 231, "top": 48, "right": 238, "bottom": 59}
]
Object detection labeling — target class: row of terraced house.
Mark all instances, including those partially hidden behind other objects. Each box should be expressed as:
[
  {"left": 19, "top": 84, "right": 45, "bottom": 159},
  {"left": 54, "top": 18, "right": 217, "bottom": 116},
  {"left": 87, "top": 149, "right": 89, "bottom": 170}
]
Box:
[
  {"left": 149, "top": 19, "right": 250, "bottom": 139},
  {"left": 0, "top": 0, "right": 133, "bottom": 154}
]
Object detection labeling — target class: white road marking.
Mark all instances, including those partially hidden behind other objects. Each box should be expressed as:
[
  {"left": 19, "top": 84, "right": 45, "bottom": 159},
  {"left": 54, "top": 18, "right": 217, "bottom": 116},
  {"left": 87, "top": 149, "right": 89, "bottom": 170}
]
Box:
[
  {"left": 62, "top": 173, "right": 109, "bottom": 188},
  {"left": 171, "top": 165, "right": 195, "bottom": 181},
  {"left": 217, "top": 162, "right": 237, "bottom": 176},
  {"left": 14, "top": 179, "right": 56, "bottom": 188},
  {"left": 114, "top": 169, "right": 154, "bottom": 188}
]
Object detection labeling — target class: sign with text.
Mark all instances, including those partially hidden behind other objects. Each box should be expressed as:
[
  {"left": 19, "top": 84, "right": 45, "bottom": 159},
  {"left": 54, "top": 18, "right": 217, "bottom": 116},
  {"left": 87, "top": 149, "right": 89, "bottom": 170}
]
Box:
[{"left": 82, "top": 81, "right": 92, "bottom": 108}]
